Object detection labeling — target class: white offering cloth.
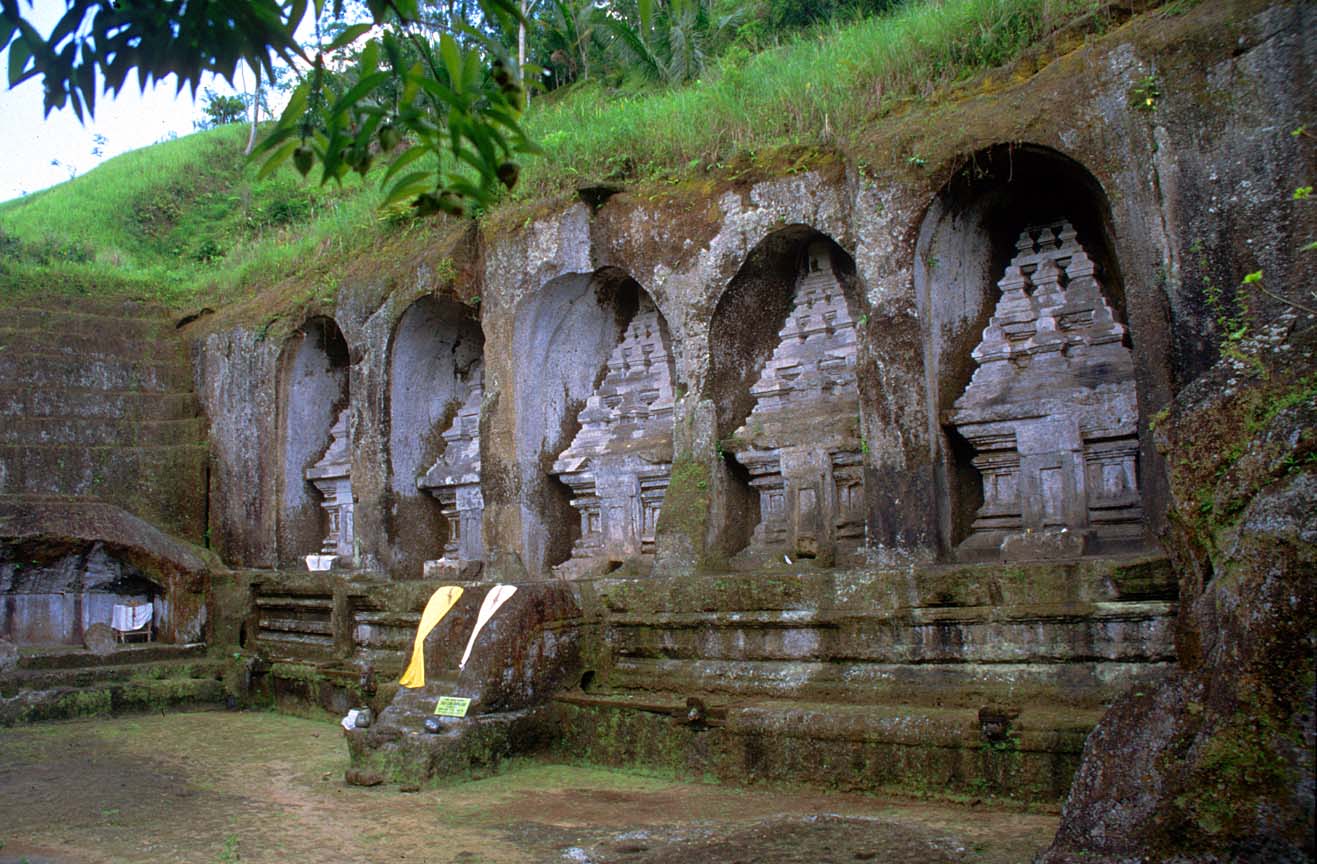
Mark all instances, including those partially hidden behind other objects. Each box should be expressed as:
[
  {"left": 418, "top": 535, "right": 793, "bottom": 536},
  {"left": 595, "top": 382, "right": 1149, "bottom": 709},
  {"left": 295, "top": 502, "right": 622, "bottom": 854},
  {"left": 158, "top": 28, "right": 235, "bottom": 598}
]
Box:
[{"left": 112, "top": 603, "right": 153, "bottom": 632}]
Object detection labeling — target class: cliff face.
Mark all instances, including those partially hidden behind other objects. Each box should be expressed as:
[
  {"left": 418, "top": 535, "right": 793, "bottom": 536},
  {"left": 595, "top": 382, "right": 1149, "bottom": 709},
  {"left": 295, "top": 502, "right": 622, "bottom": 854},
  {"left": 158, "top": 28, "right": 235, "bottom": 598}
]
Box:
[
  {"left": 175, "top": 1, "right": 1313, "bottom": 858},
  {"left": 1042, "top": 328, "right": 1315, "bottom": 863}
]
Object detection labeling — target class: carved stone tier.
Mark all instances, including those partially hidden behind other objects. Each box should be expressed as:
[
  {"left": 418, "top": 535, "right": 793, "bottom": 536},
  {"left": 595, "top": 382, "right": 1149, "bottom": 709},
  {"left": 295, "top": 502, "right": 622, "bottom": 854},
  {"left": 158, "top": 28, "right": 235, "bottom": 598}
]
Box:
[
  {"left": 727, "top": 241, "right": 865, "bottom": 563},
  {"left": 418, "top": 377, "right": 484, "bottom": 580},
  {"left": 305, "top": 407, "right": 354, "bottom": 563},
  {"left": 551, "top": 298, "right": 675, "bottom": 572},
  {"left": 949, "top": 222, "right": 1144, "bottom": 560}
]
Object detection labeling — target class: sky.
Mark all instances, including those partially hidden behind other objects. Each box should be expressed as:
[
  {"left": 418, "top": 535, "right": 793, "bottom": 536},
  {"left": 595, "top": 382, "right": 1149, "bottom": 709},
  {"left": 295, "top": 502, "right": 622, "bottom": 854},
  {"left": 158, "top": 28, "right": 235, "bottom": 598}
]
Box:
[{"left": 0, "top": 1, "right": 252, "bottom": 203}]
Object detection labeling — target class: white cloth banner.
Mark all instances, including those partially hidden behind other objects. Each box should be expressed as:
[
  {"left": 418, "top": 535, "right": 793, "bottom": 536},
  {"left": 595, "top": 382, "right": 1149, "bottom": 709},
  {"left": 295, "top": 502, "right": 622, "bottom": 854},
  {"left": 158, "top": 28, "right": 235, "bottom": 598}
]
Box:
[
  {"left": 459, "top": 584, "right": 517, "bottom": 671},
  {"left": 112, "top": 604, "right": 152, "bottom": 631}
]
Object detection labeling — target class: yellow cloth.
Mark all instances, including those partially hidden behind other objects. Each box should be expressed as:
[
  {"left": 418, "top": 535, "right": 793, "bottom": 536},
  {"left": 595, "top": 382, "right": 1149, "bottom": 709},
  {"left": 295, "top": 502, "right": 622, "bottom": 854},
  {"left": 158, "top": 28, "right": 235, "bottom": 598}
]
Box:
[{"left": 399, "top": 585, "right": 463, "bottom": 688}]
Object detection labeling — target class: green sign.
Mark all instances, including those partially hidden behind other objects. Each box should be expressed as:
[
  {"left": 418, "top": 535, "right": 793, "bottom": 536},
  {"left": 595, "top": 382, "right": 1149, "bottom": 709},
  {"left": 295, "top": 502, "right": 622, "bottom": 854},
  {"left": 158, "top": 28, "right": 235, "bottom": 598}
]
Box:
[{"left": 433, "top": 696, "right": 471, "bottom": 717}]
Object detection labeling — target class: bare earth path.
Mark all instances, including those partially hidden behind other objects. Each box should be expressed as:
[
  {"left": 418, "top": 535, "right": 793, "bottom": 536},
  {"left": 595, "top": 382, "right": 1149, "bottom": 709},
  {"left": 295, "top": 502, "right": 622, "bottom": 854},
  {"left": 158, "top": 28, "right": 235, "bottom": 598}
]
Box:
[{"left": 0, "top": 712, "right": 1057, "bottom": 863}]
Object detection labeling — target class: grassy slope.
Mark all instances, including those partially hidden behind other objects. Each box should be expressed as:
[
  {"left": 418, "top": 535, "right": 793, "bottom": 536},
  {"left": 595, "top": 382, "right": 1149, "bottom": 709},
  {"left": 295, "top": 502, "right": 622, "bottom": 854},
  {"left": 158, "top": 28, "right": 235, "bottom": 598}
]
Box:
[{"left": 0, "top": 0, "right": 1137, "bottom": 310}]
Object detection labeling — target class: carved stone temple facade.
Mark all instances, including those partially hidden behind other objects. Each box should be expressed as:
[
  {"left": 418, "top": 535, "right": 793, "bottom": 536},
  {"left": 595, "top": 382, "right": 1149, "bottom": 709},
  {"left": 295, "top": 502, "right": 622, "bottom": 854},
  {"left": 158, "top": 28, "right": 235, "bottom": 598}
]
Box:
[
  {"left": 305, "top": 407, "right": 354, "bottom": 564},
  {"left": 727, "top": 241, "right": 865, "bottom": 564},
  {"left": 418, "top": 374, "right": 485, "bottom": 580},
  {"left": 950, "top": 222, "right": 1144, "bottom": 561},
  {"left": 551, "top": 297, "right": 676, "bottom": 573}
]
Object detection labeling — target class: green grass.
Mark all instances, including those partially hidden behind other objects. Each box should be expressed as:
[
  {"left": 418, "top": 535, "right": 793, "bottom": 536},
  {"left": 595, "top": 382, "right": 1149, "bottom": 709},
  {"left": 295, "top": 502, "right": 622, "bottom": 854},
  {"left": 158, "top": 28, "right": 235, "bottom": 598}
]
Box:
[
  {"left": 0, "top": 123, "right": 391, "bottom": 308},
  {"left": 0, "top": 0, "right": 1127, "bottom": 308},
  {"left": 518, "top": 0, "right": 1116, "bottom": 196}
]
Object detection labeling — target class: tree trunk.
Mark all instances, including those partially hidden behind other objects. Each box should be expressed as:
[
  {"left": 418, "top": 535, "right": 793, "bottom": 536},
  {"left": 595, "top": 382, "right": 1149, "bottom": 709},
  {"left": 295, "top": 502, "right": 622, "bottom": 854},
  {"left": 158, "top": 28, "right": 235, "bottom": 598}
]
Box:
[
  {"left": 245, "top": 84, "right": 260, "bottom": 156},
  {"left": 518, "top": 0, "right": 528, "bottom": 106}
]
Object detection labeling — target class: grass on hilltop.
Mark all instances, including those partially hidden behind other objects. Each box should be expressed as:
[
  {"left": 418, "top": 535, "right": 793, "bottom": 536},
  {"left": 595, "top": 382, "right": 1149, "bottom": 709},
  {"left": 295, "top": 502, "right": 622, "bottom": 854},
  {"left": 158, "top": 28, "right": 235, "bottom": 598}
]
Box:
[
  {"left": 0, "top": 0, "right": 1134, "bottom": 310},
  {"left": 516, "top": 0, "right": 1121, "bottom": 197}
]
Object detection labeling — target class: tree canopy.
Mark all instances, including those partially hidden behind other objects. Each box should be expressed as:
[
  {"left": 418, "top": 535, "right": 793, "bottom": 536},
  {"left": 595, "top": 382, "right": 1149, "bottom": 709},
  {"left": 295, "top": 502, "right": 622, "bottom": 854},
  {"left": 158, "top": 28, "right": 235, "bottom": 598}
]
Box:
[
  {"left": 2, "top": 0, "right": 533, "bottom": 214},
  {"left": 1, "top": 0, "right": 895, "bottom": 215}
]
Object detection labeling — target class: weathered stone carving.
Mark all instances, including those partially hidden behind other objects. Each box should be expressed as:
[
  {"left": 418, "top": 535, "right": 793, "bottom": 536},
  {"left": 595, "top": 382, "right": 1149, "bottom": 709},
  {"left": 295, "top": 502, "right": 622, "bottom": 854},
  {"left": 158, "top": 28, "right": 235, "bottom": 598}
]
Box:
[
  {"left": 418, "top": 374, "right": 485, "bottom": 579},
  {"left": 726, "top": 242, "right": 865, "bottom": 563},
  {"left": 551, "top": 298, "right": 675, "bottom": 571},
  {"left": 305, "top": 407, "right": 354, "bottom": 564},
  {"left": 950, "top": 222, "right": 1144, "bottom": 560}
]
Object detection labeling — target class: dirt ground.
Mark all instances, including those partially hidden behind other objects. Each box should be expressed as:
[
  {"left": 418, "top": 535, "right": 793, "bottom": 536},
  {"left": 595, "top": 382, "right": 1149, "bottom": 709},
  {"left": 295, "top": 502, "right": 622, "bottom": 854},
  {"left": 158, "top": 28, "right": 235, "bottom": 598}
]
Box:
[{"left": 0, "top": 711, "right": 1058, "bottom": 864}]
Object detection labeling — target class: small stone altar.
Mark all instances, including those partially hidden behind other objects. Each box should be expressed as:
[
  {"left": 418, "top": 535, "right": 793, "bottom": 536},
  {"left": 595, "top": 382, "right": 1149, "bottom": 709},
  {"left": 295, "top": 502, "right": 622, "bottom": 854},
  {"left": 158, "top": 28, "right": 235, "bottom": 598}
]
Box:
[
  {"left": 305, "top": 407, "right": 354, "bottom": 566},
  {"left": 949, "top": 222, "right": 1144, "bottom": 560},
  {"left": 418, "top": 376, "right": 485, "bottom": 580},
  {"left": 726, "top": 242, "right": 865, "bottom": 564},
  {"left": 551, "top": 298, "right": 675, "bottom": 574}
]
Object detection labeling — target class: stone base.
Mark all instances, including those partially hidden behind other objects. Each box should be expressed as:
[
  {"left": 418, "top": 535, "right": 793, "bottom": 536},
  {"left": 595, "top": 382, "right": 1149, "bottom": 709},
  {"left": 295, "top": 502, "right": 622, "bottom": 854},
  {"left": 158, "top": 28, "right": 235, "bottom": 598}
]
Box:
[
  {"left": 1000, "top": 529, "right": 1095, "bottom": 561},
  {"left": 551, "top": 555, "right": 653, "bottom": 581},
  {"left": 344, "top": 687, "right": 555, "bottom": 785},
  {"left": 548, "top": 696, "right": 1093, "bottom": 803},
  {"left": 421, "top": 558, "right": 484, "bottom": 581}
]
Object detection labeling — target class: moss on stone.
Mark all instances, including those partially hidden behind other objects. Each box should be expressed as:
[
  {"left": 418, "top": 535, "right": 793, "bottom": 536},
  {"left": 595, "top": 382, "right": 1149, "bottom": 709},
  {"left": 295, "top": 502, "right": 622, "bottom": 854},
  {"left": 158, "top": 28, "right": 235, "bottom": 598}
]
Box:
[{"left": 655, "top": 458, "right": 712, "bottom": 563}]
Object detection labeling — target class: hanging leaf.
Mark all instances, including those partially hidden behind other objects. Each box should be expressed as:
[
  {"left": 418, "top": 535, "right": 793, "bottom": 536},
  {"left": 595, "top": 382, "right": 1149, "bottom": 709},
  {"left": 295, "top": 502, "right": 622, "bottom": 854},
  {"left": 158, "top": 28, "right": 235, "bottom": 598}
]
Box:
[
  {"left": 323, "top": 22, "right": 371, "bottom": 54},
  {"left": 383, "top": 170, "right": 435, "bottom": 208}
]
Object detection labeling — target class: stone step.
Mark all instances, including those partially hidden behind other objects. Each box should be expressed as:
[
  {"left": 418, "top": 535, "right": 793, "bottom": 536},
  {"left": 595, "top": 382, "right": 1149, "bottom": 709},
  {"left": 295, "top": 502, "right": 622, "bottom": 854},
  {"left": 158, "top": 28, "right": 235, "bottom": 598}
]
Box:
[
  {"left": 0, "top": 443, "right": 208, "bottom": 540},
  {"left": 0, "top": 326, "right": 188, "bottom": 364},
  {"left": 0, "top": 350, "right": 192, "bottom": 392},
  {"left": 594, "top": 556, "right": 1177, "bottom": 616},
  {"left": 0, "top": 387, "right": 201, "bottom": 421},
  {"left": 3, "top": 304, "right": 174, "bottom": 339},
  {"left": 606, "top": 600, "right": 1177, "bottom": 666},
  {"left": 550, "top": 693, "right": 1103, "bottom": 802},
  {"left": 0, "top": 442, "right": 207, "bottom": 495},
  {"left": 15, "top": 642, "right": 209, "bottom": 671},
  {"left": 0, "top": 416, "right": 207, "bottom": 447},
  {"left": 3, "top": 657, "right": 224, "bottom": 693},
  {"left": 0, "top": 675, "right": 227, "bottom": 726},
  {"left": 1, "top": 298, "right": 172, "bottom": 322},
  {"left": 602, "top": 657, "right": 1173, "bottom": 710}
]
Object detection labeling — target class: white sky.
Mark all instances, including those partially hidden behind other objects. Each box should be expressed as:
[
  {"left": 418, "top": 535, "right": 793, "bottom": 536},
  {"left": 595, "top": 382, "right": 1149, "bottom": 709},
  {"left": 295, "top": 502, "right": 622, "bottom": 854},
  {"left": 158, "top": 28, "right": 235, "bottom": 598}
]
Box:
[{"left": 0, "top": 1, "right": 261, "bottom": 202}]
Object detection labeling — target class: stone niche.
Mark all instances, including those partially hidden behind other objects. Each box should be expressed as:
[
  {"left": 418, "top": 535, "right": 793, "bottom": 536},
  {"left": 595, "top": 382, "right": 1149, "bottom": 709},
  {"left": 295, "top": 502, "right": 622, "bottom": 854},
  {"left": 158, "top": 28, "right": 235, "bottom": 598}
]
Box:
[
  {"left": 723, "top": 240, "right": 865, "bottom": 564},
  {"left": 550, "top": 295, "right": 675, "bottom": 575},
  {"left": 387, "top": 296, "right": 485, "bottom": 577},
  {"left": 513, "top": 269, "right": 652, "bottom": 577},
  {"left": 305, "top": 407, "right": 354, "bottom": 565},
  {"left": 949, "top": 221, "right": 1144, "bottom": 560},
  {"left": 278, "top": 316, "right": 351, "bottom": 568},
  {"left": 0, "top": 542, "right": 158, "bottom": 646},
  {"left": 418, "top": 376, "right": 485, "bottom": 580}
]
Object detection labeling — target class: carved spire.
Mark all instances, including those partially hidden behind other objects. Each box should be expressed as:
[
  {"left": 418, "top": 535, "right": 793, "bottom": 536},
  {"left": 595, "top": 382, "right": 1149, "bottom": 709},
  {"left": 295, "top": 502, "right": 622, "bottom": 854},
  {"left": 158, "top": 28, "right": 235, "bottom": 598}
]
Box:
[{"left": 950, "top": 222, "right": 1145, "bottom": 560}]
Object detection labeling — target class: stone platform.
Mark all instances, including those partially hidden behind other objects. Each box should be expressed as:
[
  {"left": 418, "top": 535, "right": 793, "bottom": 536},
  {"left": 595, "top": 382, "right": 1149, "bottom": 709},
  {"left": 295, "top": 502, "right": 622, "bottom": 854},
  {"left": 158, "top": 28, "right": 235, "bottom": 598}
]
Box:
[
  {"left": 311, "top": 556, "right": 1176, "bottom": 800},
  {"left": 0, "top": 642, "right": 225, "bottom": 725}
]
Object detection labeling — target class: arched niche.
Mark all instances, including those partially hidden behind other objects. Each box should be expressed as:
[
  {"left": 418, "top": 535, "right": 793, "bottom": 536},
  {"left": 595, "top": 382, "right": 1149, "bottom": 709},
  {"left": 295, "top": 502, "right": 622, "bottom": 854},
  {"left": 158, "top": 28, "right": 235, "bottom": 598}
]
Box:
[
  {"left": 513, "top": 268, "right": 674, "bottom": 577},
  {"left": 915, "top": 143, "right": 1152, "bottom": 561},
  {"left": 387, "top": 296, "right": 484, "bottom": 577},
  {"left": 708, "top": 226, "right": 866, "bottom": 566},
  {"left": 277, "top": 316, "right": 351, "bottom": 567}
]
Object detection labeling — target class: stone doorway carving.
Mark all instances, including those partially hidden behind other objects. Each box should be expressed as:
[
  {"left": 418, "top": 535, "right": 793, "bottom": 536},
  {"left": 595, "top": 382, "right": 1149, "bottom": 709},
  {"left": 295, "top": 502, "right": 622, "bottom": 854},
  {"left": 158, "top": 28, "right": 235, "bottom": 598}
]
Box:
[
  {"left": 306, "top": 408, "right": 353, "bottom": 564},
  {"left": 723, "top": 240, "right": 865, "bottom": 565},
  {"left": 551, "top": 295, "right": 676, "bottom": 576},
  {"left": 949, "top": 222, "right": 1144, "bottom": 560},
  {"left": 278, "top": 316, "right": 351, "bottom": 568},
  {"left": 418, "top": 377, "right": 485, "bottom": 579},
  {"left": 513, "top": 269, "right": 654, "bottom": 577},
  {"left": 388, "top": 296, "right": 485, "bottom": 577}
]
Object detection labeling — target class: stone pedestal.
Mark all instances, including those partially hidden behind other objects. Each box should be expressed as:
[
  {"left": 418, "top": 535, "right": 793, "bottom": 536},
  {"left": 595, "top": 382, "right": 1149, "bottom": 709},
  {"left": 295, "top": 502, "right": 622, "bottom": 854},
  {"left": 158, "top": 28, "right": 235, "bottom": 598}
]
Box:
[{"left": 950, "top": 222, "right": 1145, "bottom": 561}]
